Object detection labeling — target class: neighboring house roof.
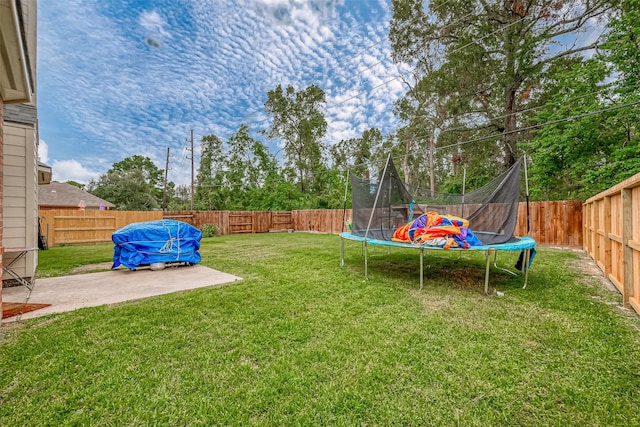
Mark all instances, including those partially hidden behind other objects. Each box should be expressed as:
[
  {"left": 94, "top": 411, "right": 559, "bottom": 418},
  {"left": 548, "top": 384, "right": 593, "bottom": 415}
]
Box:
[{"left": 39, "top": 182, "right": 115, "bottom": 209}]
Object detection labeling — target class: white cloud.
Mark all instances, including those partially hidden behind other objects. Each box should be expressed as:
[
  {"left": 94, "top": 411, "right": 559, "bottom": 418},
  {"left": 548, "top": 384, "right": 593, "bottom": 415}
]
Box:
[
  {"left": 139, "top": 10, "right": 171, "bottom": 39},
  {"left": 38, "top": 0, "right": 402, "bottom": 183},
  {"left": 52, "top": 160, "right": 101, "bottom": 184},
  {"left": 38, "top": 140, "right": 49, "bottom": 163}
]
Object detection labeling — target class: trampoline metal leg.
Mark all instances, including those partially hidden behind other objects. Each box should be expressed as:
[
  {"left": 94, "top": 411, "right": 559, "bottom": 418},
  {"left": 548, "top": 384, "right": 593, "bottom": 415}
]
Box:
[
  {"left": 523, "top": 248, "right": 531, "bottom": 289},
  {"left": 484, "top": 249, "right": 492, "bottom": 295},
  {"left": 420, "top": 247, "right": 424, "bottom": 290},
  {"left": 364, "top": 241, "right": 368, "bottom": 280},
  {"left": 493, "top": 250, "right": 518, "bottom": 276},
  {"left": 340, "top": 237, "right": 344, "bottom": 269}
]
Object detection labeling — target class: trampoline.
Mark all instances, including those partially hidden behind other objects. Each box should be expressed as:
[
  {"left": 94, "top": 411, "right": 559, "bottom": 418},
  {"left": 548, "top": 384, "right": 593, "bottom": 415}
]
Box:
[
  {"left": 340, "top": 232, "right": 536, "bottom": 294},
  {"left": 340, "top": 154, "right": 537, "bottom": 294}
]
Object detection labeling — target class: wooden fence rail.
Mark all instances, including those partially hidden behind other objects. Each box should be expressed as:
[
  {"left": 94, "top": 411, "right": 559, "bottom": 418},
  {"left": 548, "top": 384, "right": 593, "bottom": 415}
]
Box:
[
  {"left": 39, "top": 201, "right": 583, "bottom": 249},
  {"left": 41, "top": 195, "right": 640, "bottom": 315},
  {"left": 583, "top": 172, "right": 640, "bottom": 314},
  {"left": 38, "top": 210, "right": 163, "bottom": 247}
]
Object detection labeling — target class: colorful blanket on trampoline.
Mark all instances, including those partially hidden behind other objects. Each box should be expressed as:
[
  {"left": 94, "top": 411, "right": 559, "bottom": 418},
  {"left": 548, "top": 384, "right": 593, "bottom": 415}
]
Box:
[{"left": 392, "top": 211, "right": 483, "bottom": 249}]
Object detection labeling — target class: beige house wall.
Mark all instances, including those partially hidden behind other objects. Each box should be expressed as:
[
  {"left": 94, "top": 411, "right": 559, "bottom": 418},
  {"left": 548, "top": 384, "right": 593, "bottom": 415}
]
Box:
[
  {"left": 2, "top": 122, "right": 38, "bottom": 280},
  {"left": 1, "top": 0, "right": 39, "bottom": 285},
  {"left": 1, "top": 0, "right": 39, "bottom": 317}
]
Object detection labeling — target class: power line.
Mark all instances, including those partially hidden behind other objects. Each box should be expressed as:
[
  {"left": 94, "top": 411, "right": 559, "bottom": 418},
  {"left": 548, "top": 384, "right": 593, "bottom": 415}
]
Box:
[
  {"left": 190, "top": 97, "right": 640, "bottom": 186},
  {"left": 209, "top": 3, "right": 534, "bottom": 151},
  {"left": 406, "top": 82, "right": 616, "bottom": 125},
  {"left": 436, "top": 99, "right": 640, "bottom": 152},
  {"left": 201, "top": 4, "right": 611, "bottom": 171},
  {"left": 344, "top": 98, "right": 640, "bottom": 170},
  {"left": 393, "top": 81, "right": 633, "bottom": 146}
]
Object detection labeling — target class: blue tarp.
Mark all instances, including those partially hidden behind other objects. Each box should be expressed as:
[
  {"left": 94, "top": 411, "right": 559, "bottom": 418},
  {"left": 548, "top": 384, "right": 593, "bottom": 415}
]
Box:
[{"left": 112, "top": 220, "right": 202, "bottom": 270}]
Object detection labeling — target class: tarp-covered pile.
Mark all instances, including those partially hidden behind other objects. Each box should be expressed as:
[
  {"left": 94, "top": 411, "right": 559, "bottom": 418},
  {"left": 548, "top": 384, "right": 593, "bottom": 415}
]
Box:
[{"left": 112, "top": 220, "right": 202, "bottom": 270}]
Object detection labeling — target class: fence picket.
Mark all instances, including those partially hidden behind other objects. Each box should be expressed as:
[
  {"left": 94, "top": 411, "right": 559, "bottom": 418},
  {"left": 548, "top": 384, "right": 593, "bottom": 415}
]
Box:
[{"left": 39, "top": 201, "right": 583, "bottom": 249}]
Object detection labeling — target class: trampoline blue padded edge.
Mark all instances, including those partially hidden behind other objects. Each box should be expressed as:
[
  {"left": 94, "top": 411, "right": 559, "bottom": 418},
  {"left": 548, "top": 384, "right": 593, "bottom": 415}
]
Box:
[
  {"left": 339, "top": 232, "right": 537, "bottom": 294},
  {"left": 340, "top": 232, "right": 536, "bottom": 251}
]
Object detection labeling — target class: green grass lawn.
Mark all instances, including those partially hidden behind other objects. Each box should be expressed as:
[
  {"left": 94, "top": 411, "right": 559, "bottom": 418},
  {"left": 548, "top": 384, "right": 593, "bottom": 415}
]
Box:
[{"left": 2, "top": 233, "right": 640, "bottom": 426}]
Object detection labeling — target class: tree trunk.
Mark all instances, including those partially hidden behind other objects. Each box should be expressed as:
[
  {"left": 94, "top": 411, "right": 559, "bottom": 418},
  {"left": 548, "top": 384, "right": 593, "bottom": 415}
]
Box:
[
  {"left": 502, "top": 6, "right": 519, "bottom": 168},
  {"left": 403, "top": 138, "right": 411, "bottom": 186},
  {"left": 429, "top": 135, "right": 435, "bottom": 197},
  {"left": 503, "top": 85, "right": 518, "bottom": 166}
]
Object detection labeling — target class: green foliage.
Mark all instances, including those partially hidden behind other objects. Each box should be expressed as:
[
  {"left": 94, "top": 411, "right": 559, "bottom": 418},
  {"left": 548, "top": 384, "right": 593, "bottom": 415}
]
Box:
[
  {"left": 190, "top": 96, "right": 348, "bottom": 211},
  {"left": 87, "top": 155, "right": 167, "bottom": 210},
  {"left": 194, "top": 127, "right": 296, "bottom": 210},
  {"left": 263, "top": 84, "right": 327, "bottom": 193},
  {"left": 88, "top": 170, "right": 159, "bottom": 210},
  {"left": 65, "top": 180, "right": 85, "bottom": 189},
  {"left": 527, "top": 0, "right": 640, "bottom": 200},
  {"left": 331, "top": 128, "right": 384, "bottom": 181},
  {"left": 110, "top": 155, "right": 164, "bottom": 187},
  {"left": 81, "top": 0, "right": 639, "bottom": 212},
  {"left": 168, "top": 184, "right": 192, "bottom": 210},
  {"left": 195, "top": 133, "right": 225, "bottom": 210},
  {"left": 389, "top": 0, "right": 620, "bottom": 195},
  {"left": 201, "top": 223, "right": 219, "bottom": 238}
]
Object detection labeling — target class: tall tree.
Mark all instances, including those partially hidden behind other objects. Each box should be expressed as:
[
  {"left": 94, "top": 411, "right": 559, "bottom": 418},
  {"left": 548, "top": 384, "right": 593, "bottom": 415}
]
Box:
[
  {"left": 224, "top": 125, "right": 282, "bottom": 209},
  {"left": 168, "top": 184, "right": 192, "bottom": 210},
  {"left": 394, "top": 73, "right": 449, "bottom": 189},
  {"left": 263, "top": 84, "right": 327, "bottom": 193},
  {"left": 195, "top": 133, "right": 225, "bottom": 210},
  {"left": 527, "top": 0, "right": 640, "bottom": 199},
  {"left": 390, "top": 0, "right": 618, "bottom": 169},
  {"left": 87, "top": 155, "right": 166, "bottom": 210},
  {"left": 331, "top": 127, "right": 383, "bottom": 180}
]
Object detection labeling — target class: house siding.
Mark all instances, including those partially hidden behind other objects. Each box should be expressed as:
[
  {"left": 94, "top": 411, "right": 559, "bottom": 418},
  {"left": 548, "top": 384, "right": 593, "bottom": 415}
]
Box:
[
  {"left": 1, "top": 0, "right": 38, "bottom": 318},
  {"left": 1, "top": 95, "right": 4, "bottom": 312},
  {"left": 2, "top": 122, "right": 37, "bottom": 281}
]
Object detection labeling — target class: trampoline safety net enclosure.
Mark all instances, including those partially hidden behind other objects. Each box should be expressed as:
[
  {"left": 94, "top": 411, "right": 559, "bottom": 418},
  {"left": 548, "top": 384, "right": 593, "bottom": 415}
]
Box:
[
  {"left": 350, "top": 157, "right": 522, "bottom": 245},
  {"left": 343, "top": 156, "right": 535, "bottom": 293}
]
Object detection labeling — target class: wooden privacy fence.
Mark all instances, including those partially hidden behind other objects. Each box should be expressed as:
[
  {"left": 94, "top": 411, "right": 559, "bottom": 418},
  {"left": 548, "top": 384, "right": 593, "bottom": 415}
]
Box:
[
  {"left": 521, "top": 200, "right": 583, "bottom": 247},
  {"left": 583, "top": 172, "right": 640, "bottom": 314},
  {"left": 39, "top": 210, "right": 163, "bottom": 247},
  {"left": 164, "top": 210, "right": 292, "bottom": 234},
  {"left": 39, "top": 200, "right": 582, "bottom": 248}
]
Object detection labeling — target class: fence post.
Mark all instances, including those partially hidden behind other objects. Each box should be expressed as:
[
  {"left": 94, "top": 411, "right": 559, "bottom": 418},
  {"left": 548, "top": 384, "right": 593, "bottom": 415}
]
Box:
[
  {"left": 622, "top": 188, "right": 633, "bottom": 308},
  {"left": 594, "top": 199, "right": 601, "bottom": 268},
  {"left": 603, "top": 196, "right": 612, "bottom": 279}
]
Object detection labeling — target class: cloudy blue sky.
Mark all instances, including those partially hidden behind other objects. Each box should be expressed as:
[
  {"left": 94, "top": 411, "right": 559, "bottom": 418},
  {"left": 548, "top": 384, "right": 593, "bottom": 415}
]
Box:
[{"left": 37, "top": 0, "right": 408, "bottom": 186}]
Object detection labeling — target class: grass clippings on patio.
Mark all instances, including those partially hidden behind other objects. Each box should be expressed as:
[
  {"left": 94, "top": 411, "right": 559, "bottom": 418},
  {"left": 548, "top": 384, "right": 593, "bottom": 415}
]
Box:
[{"left": 2, "top": 233, "right": 640, "bottom": 426}]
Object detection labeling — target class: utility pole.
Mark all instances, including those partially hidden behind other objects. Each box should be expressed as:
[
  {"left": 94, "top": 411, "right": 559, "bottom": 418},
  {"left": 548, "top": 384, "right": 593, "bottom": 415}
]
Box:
[
  {"left": 162, "top": 147, "right": 170, "bottom": 211},
  {"left": 190, "top": 129, "right": 194, "bottom": 210}
]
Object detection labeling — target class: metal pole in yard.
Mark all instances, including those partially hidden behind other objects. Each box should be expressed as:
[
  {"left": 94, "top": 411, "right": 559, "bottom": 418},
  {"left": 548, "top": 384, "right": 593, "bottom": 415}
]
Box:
[
  {"left": 163, "top": 147, "right": 170, "bottom": 211},
  {"left": 524, "top": 153, "right": 530, "bottom": 235},
  {"left": 190, "top": 129, "right": 194, "bottom": 210}
]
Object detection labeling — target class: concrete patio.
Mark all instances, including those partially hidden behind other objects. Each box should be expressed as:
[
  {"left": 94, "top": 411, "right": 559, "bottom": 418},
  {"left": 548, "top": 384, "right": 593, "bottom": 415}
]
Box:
[{"left": 2, "top": 264, "right": 242, "bottom": 322}]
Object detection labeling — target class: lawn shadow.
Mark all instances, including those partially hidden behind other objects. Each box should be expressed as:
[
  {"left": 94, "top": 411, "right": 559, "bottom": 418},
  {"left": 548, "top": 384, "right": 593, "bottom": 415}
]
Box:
[{"left": 355, "top": 248, "right": 527, "bottom": 294}]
